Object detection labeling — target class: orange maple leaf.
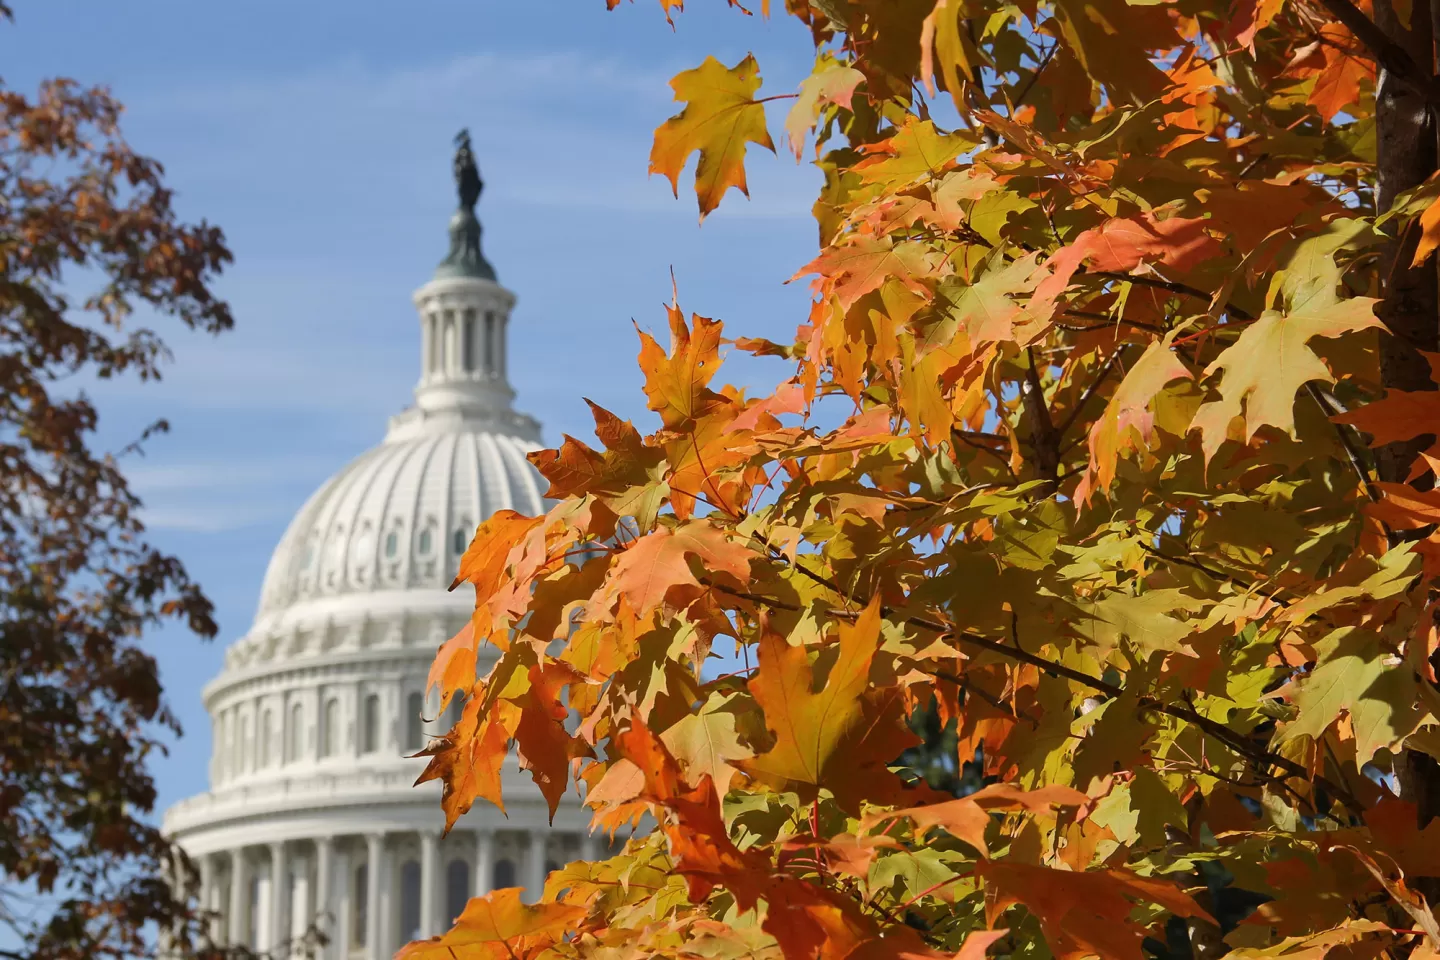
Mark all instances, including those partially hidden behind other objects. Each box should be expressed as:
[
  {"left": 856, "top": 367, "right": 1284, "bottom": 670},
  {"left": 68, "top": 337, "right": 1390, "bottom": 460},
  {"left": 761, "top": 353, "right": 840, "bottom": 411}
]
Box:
[
  {"left": 740, "top": 600, "right": 916, "bottom": 809},
  {"left": 650, "top": 54, "right": 776, "bottom": 219},
  {"left": 797, "top": 235, "right": 940, "bottom": 312},
  {"left": 1076, "top": 335, "right": 1193, "bottom": 504},
  {"left": 868, "top": 783, "right": 1092, "bottom": 857},
  {"left": 396, "top": 886, "right": 585, "bottom": 960},
  {"left": 591, "top": 521, "right": 754, "bottom": 618},
  {"left": 1306, "top": 24, "right": 1375, "bottom": 122},
  {"left": 638, "top": 304, "right": 728, "bottom": 429},
  {"left": 512, "top": 661, "right": 588, "bottom": 820},
  {"left": 614, "top": 722, "right": 772, "bottom": 907},
  {"left": 1033, "top": 212, "right": 1222, "bottom": 317},
  {"left": 1336, "top": 373, "right": 1440, "bottom": 480},
  {"left": 978, "top": 861, "right": 1213, "bottom": 960},
  {"left": 415, "top": 696, "right": 517, "bottom": 830}
]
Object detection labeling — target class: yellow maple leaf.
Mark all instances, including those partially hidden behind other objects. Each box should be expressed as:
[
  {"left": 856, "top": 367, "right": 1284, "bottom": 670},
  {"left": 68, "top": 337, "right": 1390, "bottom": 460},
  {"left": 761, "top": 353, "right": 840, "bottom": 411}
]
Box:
[{"left": 650, "top": 54, "right": 775, "bottom": 220}]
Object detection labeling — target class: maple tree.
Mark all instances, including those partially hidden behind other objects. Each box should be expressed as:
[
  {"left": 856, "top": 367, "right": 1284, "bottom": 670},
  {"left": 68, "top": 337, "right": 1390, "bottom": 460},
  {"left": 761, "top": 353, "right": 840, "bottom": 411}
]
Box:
[
  {"left": 410, "top": 0, "right": 1440, "bottom": 958},
  {"left": 0, "top": 8, "right": 244, "bottom": 959}
]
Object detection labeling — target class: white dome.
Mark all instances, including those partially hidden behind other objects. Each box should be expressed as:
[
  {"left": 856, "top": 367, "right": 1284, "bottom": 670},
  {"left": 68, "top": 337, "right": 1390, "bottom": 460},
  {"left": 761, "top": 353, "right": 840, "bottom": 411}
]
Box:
[
  {"left": 163, "top": 216, "right": 604, "bottom": 960},
  {"left": 254, "top": 425, "right": 546, "bottom": 628}
]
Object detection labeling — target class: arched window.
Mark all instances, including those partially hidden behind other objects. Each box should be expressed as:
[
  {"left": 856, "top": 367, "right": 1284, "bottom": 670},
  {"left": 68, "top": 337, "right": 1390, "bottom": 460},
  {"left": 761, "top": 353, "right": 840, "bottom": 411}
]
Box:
[
  {"left": 240, "top": 716, "right": 251, "bottom": 773},
  {"left": 353, "top": 863, "right": 368, "bottom": 945},
  {"left": 492, "top": 859, "right": 516, "bottom": 890},
  {"left": 258, "top": 710, "right": 272, "bottom": 767},
  {"left": 406, "top": 692, "right": 424, "bottom": 752},
  {"left": 322, "top": 699, "right": 339, "bottom": 758},
  {"left": 400, "top": 860, "right": 422, "bottom": 942},
  {"left": 288, "top": 703, "right": 303, "bottom": 763},
  {"left": 418, "top": 529, "right": 433, "bottom": 555},
  {"left": 444, "top": 693, "right": 465, "bottom": 733},
  {"left": 385, "top": 530, "right": 398, "bottom": 559},
  {"left": 446, "top": 858, "right": 470, "bottom": 922},
  {"left": 362, "top": 694, "right": 380, "bottom": 754},
  {"left": 452, "top": 528, "right": 468, "bottom": 555}
]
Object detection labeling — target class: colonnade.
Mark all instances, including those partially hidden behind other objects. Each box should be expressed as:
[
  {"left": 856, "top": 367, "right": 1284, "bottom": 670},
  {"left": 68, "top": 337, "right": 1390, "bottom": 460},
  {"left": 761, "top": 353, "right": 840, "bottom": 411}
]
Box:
[{"left": 196, "top": 827, "right": 606, "bottom": 959}]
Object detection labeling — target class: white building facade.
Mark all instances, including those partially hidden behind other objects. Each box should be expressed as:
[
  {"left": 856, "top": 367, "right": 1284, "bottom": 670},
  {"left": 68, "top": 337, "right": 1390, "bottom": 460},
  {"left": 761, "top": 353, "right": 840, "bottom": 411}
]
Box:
[{"left": 162, "top": 136, "right": 601, "bottom": 959}]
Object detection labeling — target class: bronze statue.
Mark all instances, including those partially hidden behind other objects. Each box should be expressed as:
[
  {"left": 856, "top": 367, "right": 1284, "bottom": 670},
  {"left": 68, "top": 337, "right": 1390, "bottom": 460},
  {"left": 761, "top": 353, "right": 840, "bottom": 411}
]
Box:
[
  {"left": 438, "top": 129, "right": 496, "bottom": 281},
  {"left": 454, "top": 128, "right": 483, "bottom": 212}
]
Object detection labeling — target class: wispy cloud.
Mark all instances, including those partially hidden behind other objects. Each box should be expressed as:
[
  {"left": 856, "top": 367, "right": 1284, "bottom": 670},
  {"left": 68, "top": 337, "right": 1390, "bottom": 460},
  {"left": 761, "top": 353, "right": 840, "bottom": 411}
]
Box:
[
  {"left": 128, "top": 456, "right": 339, "bottom": 533},
  {"left": 136, "top": 49, "right": 675, "bottom": 116}
]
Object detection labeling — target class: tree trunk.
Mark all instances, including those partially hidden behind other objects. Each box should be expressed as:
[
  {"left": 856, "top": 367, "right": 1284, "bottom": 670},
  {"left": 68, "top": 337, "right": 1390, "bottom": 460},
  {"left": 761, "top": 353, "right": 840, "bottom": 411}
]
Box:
[{"left": 1372, "top": 0, "right": 1440, "bottom": 904}]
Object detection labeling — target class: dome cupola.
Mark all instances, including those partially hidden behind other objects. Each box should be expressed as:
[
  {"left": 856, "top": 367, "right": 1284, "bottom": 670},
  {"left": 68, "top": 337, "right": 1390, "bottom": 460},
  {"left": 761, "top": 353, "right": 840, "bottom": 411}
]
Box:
[{"left": 241, "top": 130, "right": 547, "bottom": 651}]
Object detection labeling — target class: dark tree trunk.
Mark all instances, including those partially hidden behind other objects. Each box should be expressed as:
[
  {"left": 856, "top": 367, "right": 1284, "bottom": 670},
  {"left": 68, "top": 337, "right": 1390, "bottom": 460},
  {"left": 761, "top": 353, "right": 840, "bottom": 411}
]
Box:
[{"left": 1372, "top": 0, "right": 1440, "bottom": 905}]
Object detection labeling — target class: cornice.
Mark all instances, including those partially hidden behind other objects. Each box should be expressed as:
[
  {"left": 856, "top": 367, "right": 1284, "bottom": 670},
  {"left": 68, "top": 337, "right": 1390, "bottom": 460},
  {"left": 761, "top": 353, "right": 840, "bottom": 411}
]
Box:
[
  {"left": 163, "top": 757, "right": 587, "bottom": 849},
  {"left": 205, "top": 647, "right": 483, "bottom": 710},
  {"left": 213, "top": 594, "right": 474, "bottom": 697}
]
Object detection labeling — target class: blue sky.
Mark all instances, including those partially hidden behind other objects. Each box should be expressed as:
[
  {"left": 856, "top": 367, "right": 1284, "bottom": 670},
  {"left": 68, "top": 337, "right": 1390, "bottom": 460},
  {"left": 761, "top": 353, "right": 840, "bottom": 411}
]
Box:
[{"left": 0, "top": 1, "right": 823, "bottom": 813}]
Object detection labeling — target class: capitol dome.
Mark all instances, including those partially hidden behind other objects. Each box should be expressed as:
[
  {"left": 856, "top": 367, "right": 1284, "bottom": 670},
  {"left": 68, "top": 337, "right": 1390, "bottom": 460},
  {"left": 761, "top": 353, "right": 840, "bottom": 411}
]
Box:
[{"left": 164, "top": 133, "right": 606, "bottom": 960}]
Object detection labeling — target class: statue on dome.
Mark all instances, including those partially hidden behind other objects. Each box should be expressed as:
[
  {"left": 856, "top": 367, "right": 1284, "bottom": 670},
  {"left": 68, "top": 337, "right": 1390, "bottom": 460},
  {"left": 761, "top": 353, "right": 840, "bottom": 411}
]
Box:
[
  {"left": 437, "top": 129, "right": 497, "bottom": 281},
  {"left": 454, "top": 128, "right": 483, "bottom": 212}
]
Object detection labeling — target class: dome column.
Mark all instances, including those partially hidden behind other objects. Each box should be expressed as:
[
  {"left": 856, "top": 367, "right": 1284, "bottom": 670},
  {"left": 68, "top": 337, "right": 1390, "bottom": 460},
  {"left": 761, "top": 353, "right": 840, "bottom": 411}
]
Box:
[
  {"left": 582, "top": 831, "right": 604, "bottom": 863},
  {"left": 198, "top": 853, "right": 217, "bottom": 942},
  {"left": 268, "top": 841, "right": 288, "bottom": 954},
  {"left": 473, "top": 829, "right": 493, "bottom": 900},
  {"left": 363, "top": 834, "right": 383, "bottom": 960},
  {"left": 522, "top": 832, "right": 545, "bottom": 903},
  {"left": 314, "top": 836, "right": 334, "bottom": 957},
  {"left": 419, "top": 829, "right": 439, "bottom": 938},
  {"left": 228, "top": 848, "right": 248, "bottom": 947},
  {"left": 334, "top": 844, "right": 353, "bottom": 960}
]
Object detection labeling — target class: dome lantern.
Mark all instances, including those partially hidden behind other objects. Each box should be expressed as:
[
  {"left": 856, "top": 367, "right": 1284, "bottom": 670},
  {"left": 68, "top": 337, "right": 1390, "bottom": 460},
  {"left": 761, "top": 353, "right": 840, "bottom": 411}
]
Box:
[{"left": 389, "top": 131, "right": 539, "bottom": 445}]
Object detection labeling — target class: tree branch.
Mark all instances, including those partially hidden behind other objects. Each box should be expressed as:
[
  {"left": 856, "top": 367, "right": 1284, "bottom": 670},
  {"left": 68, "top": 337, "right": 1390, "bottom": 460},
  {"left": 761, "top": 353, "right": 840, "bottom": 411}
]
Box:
[
  {"left": 1055, "top": 346, "right": 1128, "bottom": 441},
  {"left": 1022, "top": 347, "right": 1062, "bottom": 482},
  {"left": 1085, "top": 270, "right": 1256, "bottom": 321},
  {"left": 702, "top": 576, "right": 1365, "bottom": 815},
  {"left": 1306, "top": 382, "right": 1385, "bottom": 505}
]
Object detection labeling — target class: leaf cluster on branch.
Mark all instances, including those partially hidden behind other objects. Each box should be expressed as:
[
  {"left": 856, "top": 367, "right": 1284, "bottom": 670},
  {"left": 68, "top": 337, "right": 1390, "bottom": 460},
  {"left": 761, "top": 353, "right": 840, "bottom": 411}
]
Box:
[
  {"left": 0, "top": 22, "right": 248, "bottom": 960},
  {"left": 410, "top": 1, "right": 1440, "bottom": 959}
]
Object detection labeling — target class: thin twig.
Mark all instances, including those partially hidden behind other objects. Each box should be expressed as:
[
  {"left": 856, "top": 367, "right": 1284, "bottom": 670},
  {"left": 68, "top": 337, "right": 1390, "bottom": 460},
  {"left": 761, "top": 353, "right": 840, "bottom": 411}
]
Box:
[
  {"left": 1085, "top": 270, "right": 1256, "bottom": 321},
  {"left": 1055, "top": 346, "right": 1128, "bottom": 440},
  {"left": 1306, "top": 382, "right": 1384, "bottom": 504},
  {"left": 1011, "top": 42, "right": 1058, "bottom": 110},
  {"left": 702, "top": 576, "right": 1365, "bottom": 815}
]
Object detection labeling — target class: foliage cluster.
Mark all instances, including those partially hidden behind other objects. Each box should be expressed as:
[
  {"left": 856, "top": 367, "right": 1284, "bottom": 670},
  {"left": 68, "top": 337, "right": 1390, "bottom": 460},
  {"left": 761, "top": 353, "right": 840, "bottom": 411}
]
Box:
[
  {"left": 412, "top": 1, "right": 1440, "bottom": 959},
  {"left": 0, "top": 11, "right": 236, "bottom": 958}
]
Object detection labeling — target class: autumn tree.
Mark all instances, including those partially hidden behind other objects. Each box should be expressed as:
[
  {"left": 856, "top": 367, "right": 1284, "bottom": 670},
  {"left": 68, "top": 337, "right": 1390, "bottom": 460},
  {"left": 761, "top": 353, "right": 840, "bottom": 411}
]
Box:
[
  {"left": 0, "top": 8, "right": 237, "bottom": 958},
  {"left": 408, "top": 0, "right": 1440, "bottom": 959}
]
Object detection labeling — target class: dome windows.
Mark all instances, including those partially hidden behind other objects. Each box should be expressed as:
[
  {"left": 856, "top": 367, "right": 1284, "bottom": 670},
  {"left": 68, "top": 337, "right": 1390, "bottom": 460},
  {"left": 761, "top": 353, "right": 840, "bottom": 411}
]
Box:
[
  {"left": 418, "top": 528, "right": 433, "bottom": 556},
  {"left": 288, "top": 702, "right": 304, "bottom": 763},
  {"left": 362, "top": 694, "right": 381, "bottom": 754},
  {"left": 452, "top": 517, "right": 473, "bottom": 556},
  {"left": 352, "top": 528, "right": 374, "bottom": 564},
  {"left": 385, "top": 531, "right": 399, "bottom": 559},
  {"left": 321, "top": 698, "right": 340, "bottom": 758},
  {"left": 405, "top": 692, "right": 424, "bottom": 752}
]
